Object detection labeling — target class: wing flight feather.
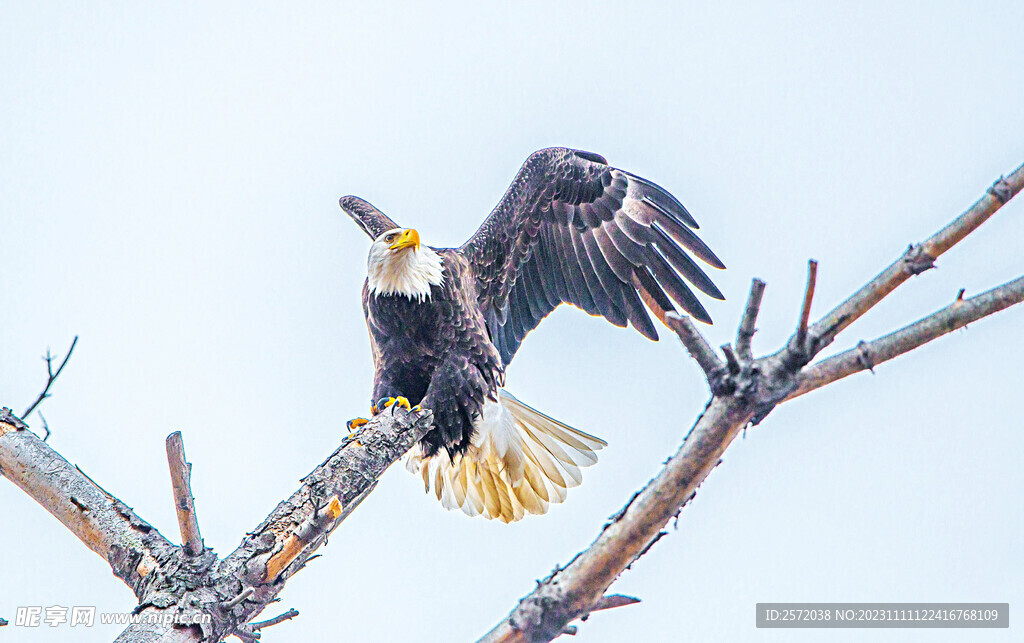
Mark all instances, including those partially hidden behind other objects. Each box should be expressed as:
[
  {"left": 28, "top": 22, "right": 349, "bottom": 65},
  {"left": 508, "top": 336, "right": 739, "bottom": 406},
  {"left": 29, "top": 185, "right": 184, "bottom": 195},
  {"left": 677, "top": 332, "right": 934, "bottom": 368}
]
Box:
[{"left": 459, "top": 147, "right": 725, "bottom": 365}]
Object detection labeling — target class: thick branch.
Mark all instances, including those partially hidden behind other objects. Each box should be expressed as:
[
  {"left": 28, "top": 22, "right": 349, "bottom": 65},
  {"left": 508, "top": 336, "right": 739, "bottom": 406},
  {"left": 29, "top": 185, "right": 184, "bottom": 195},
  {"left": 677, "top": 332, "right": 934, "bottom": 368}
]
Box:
[
  {"left": 0, "top": 408, "right": 177, "bottom": 600},
  {"left": 789, "top": 275, "right": 1024, "bottom": 399},
  {"left": 480, "top": 397, "right": 754, "bottom": 643}
]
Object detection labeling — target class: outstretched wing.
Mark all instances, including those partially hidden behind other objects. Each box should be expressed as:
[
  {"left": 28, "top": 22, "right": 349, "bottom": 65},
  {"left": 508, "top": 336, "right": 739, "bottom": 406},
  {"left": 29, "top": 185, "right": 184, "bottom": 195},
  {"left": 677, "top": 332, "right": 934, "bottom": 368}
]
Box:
[
  {"left": 460, "top": 147, "right": 725, "bottom": 366},
  {"left": 340, "top": 195, "right": 401, "bottom": 239}
]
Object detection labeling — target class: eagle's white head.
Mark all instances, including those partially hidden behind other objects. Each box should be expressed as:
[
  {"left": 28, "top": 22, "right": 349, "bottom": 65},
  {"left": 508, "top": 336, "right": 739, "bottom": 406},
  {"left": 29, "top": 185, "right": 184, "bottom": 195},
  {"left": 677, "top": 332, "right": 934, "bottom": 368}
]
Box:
[{"left": 367, "top": 227, "right": 444, "bottom": 302}]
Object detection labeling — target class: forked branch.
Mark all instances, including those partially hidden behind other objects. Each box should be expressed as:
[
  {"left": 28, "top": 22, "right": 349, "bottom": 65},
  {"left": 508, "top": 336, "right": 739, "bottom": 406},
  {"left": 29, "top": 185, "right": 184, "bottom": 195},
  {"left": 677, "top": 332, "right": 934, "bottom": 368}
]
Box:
[
  {"left": 807, "top": 166, "right": 1023, "bottom": 352},
  {"left": 478, "top": 163, "right": 1024, "bottom": 643},
  {"left": 789, "top": 275, "right": 1024, "bottom": 399},
  {"left": 22, "top": 335, "right": 78, "bottom": 420}
]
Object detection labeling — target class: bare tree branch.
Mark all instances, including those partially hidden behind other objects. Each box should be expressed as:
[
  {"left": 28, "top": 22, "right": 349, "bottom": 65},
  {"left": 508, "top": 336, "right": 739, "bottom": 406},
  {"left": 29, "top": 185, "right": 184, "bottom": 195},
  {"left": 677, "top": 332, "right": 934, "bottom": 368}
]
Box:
[
  {"left": 734, "top": 279, "right": 766, "bottom": 361},
  {"left": 477, "top": 390, "right": 756, "bottom": 643},
  {"left": 231, "top": 608, "right": 301, "bottom": 643},
  {"left": 38, "top": 411, "right": 50, "bottom": 442},
  {"left": 165, "top": 431, "right": 205, "bottom": 556},
  {"left": 789, "top": 275, "right": 1024, "bottom": 399},
  {"left": 665, "top": 312, "right": 724, "bottom": 382},
  {"left": 478, "top": 163, "right": 1024, "bottom": 643},
  {"left": 794, "top": 259, "right": 818, "bottom": 348},
  {"left": 807, "top": 167, "right": 1023, "bottom": 353},
  {"left": 22, "top": 335, "right": 78, "bottom": 419},
  {"left": 250, "top": 608, "right": 300, "bottom": 631},
  {"left": 0, "top": 407, "right": 178, "bottom": 601}
]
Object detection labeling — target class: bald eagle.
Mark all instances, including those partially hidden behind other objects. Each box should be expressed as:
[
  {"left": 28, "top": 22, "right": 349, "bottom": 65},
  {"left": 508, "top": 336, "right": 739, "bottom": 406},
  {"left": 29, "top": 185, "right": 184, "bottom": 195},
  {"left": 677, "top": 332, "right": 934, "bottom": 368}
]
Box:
[{"left": 342, "top": 148, "right": 724, "bottom": 523}]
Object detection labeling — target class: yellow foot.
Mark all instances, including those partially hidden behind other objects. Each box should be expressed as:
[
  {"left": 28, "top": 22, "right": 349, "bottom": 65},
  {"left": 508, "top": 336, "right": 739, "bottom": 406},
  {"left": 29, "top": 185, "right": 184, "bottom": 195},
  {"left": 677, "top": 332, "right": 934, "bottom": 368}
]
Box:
[
  {"left": 374, "top": 396, "right": 412, "bottom": 413},
  {"left": 411, "top": 404, "right": 421, "bottom": 411},
  {"left": 346, "top": 417, "right": 369, "bottom": 432}
]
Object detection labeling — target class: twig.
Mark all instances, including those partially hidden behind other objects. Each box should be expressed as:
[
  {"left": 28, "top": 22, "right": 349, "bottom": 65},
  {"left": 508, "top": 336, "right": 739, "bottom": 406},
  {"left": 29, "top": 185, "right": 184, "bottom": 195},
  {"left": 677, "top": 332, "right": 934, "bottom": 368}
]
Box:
[
  {"left": 166, "top": 431, "right": 204, "bottom": 556},
  {"left": 38, "top": 412, "right": 50, "bottom": 442},
  {"left": 251, "top": 608, "right": 299, "bottom": 631},
  {"left": 794, "top": 260, "right": 818, "bottom": 348},
  {"left": 735, "top": 279, "right": 766, "bottom": 360},
  {"left": 720, "top": 344, "right": 740, "bottom": 374},
  {"left": 22, "top": 335, "right": 78, "bottom": 419},
  {"left": 589, "top": 594, "right": 641, "bottom": 613},
  {"left": 232, "top": 608, "right": 300, "bottom": 643},
  {"left": 789, "top": 275, "right": 1024, "bottom": 399},
  {"left": 125, "top": 407, "right": 426, "bottom": 641}
]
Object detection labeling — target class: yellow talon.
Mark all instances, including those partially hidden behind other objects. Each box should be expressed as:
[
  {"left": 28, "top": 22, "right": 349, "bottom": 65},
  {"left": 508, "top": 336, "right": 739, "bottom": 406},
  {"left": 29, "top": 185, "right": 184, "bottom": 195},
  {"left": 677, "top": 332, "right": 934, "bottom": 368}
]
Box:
[
  {"left": 347, "top": 418, "right": 369, "bottom": 432},
  {"left": 412, "top": 404, "right": 421, "bottom": 412},
  {"left": 375, "top": 396, "right": 411, "bottom": 412}
]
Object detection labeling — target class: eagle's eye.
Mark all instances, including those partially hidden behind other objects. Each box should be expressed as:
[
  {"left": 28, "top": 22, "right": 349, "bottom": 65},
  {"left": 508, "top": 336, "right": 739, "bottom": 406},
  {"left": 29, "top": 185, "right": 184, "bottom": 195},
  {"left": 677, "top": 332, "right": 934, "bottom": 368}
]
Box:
[{"left": 384, "top": 233, "right": 397, "bottom": 242}]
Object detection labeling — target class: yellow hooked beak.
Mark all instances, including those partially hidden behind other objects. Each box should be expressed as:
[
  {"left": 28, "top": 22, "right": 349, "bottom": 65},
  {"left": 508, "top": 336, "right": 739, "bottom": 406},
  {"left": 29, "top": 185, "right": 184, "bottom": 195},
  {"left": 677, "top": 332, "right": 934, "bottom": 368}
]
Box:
[{"left": 389, "top": 228, "right": 420, "bottom": 251}]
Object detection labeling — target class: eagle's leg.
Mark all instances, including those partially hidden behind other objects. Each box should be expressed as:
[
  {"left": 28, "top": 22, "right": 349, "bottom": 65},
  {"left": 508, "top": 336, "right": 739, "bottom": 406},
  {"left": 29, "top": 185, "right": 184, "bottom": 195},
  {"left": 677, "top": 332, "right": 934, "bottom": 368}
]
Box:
[{"left": 419, "top": 359, "right": 485, "bottom": 456}]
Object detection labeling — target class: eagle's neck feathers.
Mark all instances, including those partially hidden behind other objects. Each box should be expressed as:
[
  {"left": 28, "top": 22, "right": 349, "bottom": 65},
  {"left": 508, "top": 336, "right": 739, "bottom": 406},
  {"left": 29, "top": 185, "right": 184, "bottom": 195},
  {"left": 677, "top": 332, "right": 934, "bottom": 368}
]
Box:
[{"left": 367, "top": 245, "right": 444, "bottom": 302}]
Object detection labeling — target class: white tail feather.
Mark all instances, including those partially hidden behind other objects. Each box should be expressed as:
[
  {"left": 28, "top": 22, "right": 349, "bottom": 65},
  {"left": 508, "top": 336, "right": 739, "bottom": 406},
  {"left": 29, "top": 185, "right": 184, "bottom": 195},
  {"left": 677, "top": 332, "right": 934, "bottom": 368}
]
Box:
[{"left": 404, "top": 389, "right": 606, "bottom": 523}]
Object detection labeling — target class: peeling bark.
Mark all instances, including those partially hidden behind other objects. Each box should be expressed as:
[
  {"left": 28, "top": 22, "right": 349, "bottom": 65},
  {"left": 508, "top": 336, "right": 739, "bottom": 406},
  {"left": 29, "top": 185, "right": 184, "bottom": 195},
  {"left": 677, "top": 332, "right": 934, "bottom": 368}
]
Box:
[{"left": 1, "top": 405, "right": 432, "bottom": 642}]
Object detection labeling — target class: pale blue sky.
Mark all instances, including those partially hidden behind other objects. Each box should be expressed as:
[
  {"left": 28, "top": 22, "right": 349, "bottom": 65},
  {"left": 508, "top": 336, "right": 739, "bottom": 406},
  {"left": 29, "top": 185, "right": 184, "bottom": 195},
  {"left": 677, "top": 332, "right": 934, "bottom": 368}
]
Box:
[{"left": 2, "top": 2, "right": 1022, "bottom": 641}]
